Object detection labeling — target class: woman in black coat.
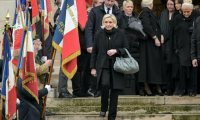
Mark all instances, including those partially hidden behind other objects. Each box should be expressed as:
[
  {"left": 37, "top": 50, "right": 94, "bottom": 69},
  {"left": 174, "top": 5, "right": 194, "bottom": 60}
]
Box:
[
  {"left": 122, "top": 0, "right": 144, "bottom": 95},
  {"left": 173, "top": 2, "right": 200, "bottom": 96},
  {"left": 90, "top": 14, "right": 128, "bottom": 120},
  {"left": 138, "top": 0, "right": 165, "bottom": 96}
]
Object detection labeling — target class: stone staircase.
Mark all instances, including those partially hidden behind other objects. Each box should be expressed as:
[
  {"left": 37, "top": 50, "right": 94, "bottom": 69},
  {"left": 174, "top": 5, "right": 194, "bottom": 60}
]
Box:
[{"left": 46, "top": 51, "right": 200, "bottom": 120}]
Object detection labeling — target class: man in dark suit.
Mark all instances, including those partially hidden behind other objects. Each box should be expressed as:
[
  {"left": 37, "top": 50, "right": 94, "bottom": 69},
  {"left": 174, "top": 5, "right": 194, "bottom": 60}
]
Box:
[{"left": 84, "top": 0, "right": 123, "bottom": 97}]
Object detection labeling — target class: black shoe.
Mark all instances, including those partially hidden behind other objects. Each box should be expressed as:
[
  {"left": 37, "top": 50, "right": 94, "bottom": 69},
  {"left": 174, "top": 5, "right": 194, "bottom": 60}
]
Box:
[
  {"left": 156, "top": 91, "right": 164, "bottom": 96},
  {"left": 165, "top": 89, "right": 173, "bottom": 96},
  {"left": 100, "top": 111, "right": 106, "bottom": 117},
  {"left": 139, "top": 90, "right": 145, "bottom": 96},
  {"left": 45, "top": 111, "right": 55, "bottom": 116},
  {"left": 173, "top": 88, "right": 179, "bottom": 95},
  {"left": 58, "top": 91, "right": 75, "bottom": 98},
  {"left": 178, "top": 90, "right": 185, "bottom": 97},
  {"left": 94, "top": 90, "right": 101, "bottom": 98},
  {"left": 189, "top": 93, "right": 196, "bottom": 97},
  {"left": 87, "top": 89, "right": 95, "bottom": 97},
  {"left": 144, "top": 90, "right": 155, "bottom": 96},
  {"left": 73, "top": 91, "right": 90, "bottom": 97}
]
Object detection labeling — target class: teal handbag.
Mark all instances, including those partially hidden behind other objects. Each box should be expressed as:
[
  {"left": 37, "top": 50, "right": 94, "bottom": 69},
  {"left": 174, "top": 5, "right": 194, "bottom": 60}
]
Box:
[{"left": 114, "top": 49, "right": 139, "bottom": 74}]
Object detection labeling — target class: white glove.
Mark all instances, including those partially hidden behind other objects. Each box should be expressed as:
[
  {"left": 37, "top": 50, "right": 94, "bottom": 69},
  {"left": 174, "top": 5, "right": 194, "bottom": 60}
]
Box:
[
  {"left": 16, "top": 98, "right": 20, "bottom": 105},
  {"left": 41, "top": 56, "right": 47, "bottom": 63},
  {"left": 45, "top": 85, "right": 51, "bottom": 93}
]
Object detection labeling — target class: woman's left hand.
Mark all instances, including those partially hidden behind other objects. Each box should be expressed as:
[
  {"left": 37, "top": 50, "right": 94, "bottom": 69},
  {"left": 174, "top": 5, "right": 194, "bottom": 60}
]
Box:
[
  {"left": 107, "top": 49, "right": 117, "bottom": 56},
  {"left": 161, "top": 35, "right": 164, "bottom": 44}
]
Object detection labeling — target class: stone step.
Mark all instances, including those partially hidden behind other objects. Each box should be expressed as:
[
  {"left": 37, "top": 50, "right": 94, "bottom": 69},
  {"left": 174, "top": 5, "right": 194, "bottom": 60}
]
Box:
[
  {"left": 46, "top": 96, "right": 200, "bottom": 107},
  {"left": 46, "top": 114, "right": 200, "bottom": 120},
  {"left": 46, "top": 105, "right": 200, "bottom": 114}
]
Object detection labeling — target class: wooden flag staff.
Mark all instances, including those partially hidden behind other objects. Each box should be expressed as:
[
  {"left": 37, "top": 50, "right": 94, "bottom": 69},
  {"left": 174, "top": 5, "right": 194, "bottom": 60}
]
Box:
[{"left": 41, "top": 47, "right": 56, "bottom": 118}]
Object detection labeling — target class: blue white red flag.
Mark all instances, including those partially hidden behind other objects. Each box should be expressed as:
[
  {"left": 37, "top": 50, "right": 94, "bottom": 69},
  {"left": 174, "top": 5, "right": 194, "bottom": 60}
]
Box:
[
  {"left": 52, "top": 0, "right": 81, "bottom": 79},
  {"left": 17, "top": 7, "right": 39, "bottom": 103},
  {"left": 1, "top": 31, "right": 17, "bottom": 119}
]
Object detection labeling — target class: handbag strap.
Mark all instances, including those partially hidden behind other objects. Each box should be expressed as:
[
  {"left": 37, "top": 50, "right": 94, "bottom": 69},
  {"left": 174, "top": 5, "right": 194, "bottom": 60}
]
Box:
[
  {"left": 136, "top": 11, "right": 144, "bottom": 20},
  {"left": 124, "top": 48, "right": 132, "bottom": 58}
]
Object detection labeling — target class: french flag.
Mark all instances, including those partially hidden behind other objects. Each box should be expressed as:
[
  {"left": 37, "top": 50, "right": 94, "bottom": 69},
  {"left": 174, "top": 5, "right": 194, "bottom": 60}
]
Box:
[
  {"left": 1, "top": 32, "right": 17, "bottom": 119},
  {"left": 18, "top": 7, "right": 39, "bottom": 103},
  {"left": 52, "top": 0, "right": 81, "bottom": 79}
]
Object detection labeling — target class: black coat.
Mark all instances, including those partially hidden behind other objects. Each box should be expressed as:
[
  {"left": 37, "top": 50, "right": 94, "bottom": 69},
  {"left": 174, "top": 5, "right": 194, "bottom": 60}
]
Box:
[
  {"left": 173, "top": 10, "right": 200, "bottom": 66},
  {"left": 123, "top": 11, "right": 140, "bottom": 62},
  {"left": 138, "top": 7, "right": 165, "bottom": 84},
  {"left": 36, "top": 13, "right": 53, "bottom": 59},
  {"left": 85, "top": 2, "right": 124, "bottom": 48},
  {"left": 17, "top": 77, "right": 48, "bottom": 120},
  {"left": 90, "top": 28, "right": 128, "bottom": 90},
  {"left": 191, "top": 16, "right": 200, "bottom": 60}
]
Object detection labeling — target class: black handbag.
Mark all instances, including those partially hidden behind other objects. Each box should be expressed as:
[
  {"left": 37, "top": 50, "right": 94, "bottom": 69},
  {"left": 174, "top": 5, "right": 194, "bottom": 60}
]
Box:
[{"left": 125, "top": 11, "right": 148, "bottom": 40}]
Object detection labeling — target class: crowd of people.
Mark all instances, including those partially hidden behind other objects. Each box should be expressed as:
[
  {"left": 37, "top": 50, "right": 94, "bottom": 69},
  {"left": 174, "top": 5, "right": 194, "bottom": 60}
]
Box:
[{"left": 1, "top": 0, "right": 200, "bottom": 119}]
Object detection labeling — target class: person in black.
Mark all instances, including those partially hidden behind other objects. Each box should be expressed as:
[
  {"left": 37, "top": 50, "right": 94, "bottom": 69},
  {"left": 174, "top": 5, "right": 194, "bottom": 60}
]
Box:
[
  {"left": 138, "top": 0, "right": 165, "bottom": 96},
  {"left": 173, "top": 1, "right": 200, "bottom": 97},
  {"left": 85, "top": 0, "right": 123, "bottom": 97},
  {"left": 191, "top": 16, "right": 200, "bottom": 94},
  {"left": 122, "top": 0, "right": 144, "bottom": 96},
  {"left": 166, "top": 0, "right": 183, "bottom": 95},
  {"left": 159, "top": 0, "right": 175, "bottom": 95},
  {"left": 91, "top": 14, "right": 128, "bottom": 120}
]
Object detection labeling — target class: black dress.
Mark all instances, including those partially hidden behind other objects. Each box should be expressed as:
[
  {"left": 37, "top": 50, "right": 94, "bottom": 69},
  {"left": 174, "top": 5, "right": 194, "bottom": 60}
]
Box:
[{"left": 138, "top": 7, "right": 165, "bottom": 84}]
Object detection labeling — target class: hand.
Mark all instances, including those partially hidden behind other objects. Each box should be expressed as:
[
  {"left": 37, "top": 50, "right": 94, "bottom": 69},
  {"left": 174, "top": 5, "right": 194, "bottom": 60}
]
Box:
[
  {"left": 155, "top": 39, "right": 161, "bottom": 47},
  {"left": 45, "top": 60, "right": 52, "bottom": 67},
  {"left": 91, "top": 69, "right": 97, "bottom": 77},
  {"left": 16, "top": 98, "right": 20, "bottom": 105},
  {"left": 87, "top": 47, "right": 93, "bottom": 53},
  {"left": 41, "top": 56, "right": 47, "bottom": 63},
  {"left": 161, "top": 35, "right": 164, "bottom": 44},
  {"left": 45, "top": 85, "right": 51, "bottom": 93},
  {"left": 107, "top": 49, "right": 117, "bottom": 56},
  {"left": 192, "top": 59, "right": 198, "bottom": 67},
  {"left": 56, "top": 15, "right": 60, "bottom": 24}
]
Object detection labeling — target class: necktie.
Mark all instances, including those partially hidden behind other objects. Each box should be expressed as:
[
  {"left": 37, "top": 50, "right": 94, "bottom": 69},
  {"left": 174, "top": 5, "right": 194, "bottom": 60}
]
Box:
[{"left": 107, "top": 8, "right": 110, "bottom": 14}]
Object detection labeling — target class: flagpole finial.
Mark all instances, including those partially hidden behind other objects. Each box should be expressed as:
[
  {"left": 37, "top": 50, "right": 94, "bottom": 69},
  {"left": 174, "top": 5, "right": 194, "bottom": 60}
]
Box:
[{"left": 5, "top": 9, "right": 10, "bottom": 31}]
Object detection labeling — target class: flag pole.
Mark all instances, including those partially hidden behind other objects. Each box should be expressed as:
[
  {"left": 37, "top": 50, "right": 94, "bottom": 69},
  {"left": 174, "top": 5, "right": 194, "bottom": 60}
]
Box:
[
  {"left": 41, "top": 0, "right": 49, "bottom": 88},
  {"left": 0, "top": 9, "right": 10, "bottom": 120},
  {"left": 41, "top": 47, "right": 56, "bottom": 118}
]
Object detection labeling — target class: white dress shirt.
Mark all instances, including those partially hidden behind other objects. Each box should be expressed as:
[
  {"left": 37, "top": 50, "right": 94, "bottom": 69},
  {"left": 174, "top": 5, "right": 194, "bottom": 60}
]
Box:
[{"left": 104, "top": 4, "right": 113, "bottom": 14}]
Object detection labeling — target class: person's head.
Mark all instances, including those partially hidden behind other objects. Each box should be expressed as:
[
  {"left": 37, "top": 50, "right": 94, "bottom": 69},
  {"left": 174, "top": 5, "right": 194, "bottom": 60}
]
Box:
[
  {"left": 54, "top": 0, "right": 62, "bottom": 7},
  {"left": 175, "top": 0, "right": 183, "bottom": 11},
  {"left": 105, "top": 0, "right": 115, "bottom": 8},
  {"left": 37, "top": 0, "right": 42, "bottom": 12},
  {"left": 101, "top": 14, "right": 118, "bottom": 30},
  {"left": 141, "top": 0, "right": 154, "bottom": 10},
  {"left": 95, "top": 0, "right": 104, "bottom": 7},
  {"left": 167, "top": 0, "right": 175, "bottom": 12},
  {"left": 182, "top": 0, "right": 193, "bottom": 18},
  {"left": 123, "top": 0, "right": 134, "bottom": 16},
  {"left": 115, "top": 1, "right": 119, "bottom": 9},
  {"left": 194, "top": 5, "right": 200, "bottom": 10}
]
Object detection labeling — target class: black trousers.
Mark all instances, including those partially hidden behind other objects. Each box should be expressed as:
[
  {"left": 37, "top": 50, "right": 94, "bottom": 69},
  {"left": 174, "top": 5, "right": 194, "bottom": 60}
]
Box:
[
  {"left": 178, "top": 66, "right": 197, "bottom": 94},
  {"left": 82, "top": 54, "right": 97, "bottom": 92},
  {"left": 166, "top": 64, "right": 174, "bottom": 90},
  {"left": 72, "top": 49, "right": 90, "bottom": 93},
  {"left": 101, "top": 60, "right": 119, "bottom": 120}
]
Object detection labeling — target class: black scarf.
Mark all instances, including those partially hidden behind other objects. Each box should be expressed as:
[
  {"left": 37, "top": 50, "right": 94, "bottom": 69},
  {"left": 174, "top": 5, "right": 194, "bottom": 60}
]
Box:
[{"left": 102, "top": 28, "right": 116, "bottom": 68}]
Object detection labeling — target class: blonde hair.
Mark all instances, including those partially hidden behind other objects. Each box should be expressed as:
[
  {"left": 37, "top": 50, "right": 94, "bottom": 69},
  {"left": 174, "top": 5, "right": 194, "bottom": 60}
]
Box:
[
  {"left": 123, "top": 0, "right": 134, "bottom": 8},
  {"left": 101, "top": 14, "right": 118, "bottom": 29}
]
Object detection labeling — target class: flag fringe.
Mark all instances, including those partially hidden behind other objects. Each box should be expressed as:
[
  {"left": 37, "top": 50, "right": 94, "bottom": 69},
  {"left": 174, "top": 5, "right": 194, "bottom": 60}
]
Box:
[
  {"left": 52, "top": 41, "right": 62, "bottom": 53},
  {"left": 61, "top": 50, "right": 81, "bottom": 79},
  {"left": 32, "top": 15, "right": 40, "bottom": 25}
]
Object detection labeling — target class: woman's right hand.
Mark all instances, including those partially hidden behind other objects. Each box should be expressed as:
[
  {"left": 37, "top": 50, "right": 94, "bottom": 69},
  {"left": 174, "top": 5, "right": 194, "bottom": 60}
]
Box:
[
  {"left": 155, "top": 38, "right": 161, "bottom": 47},
  {"left": 91, "top": 69, "right": 97, "bottom": 77}
]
